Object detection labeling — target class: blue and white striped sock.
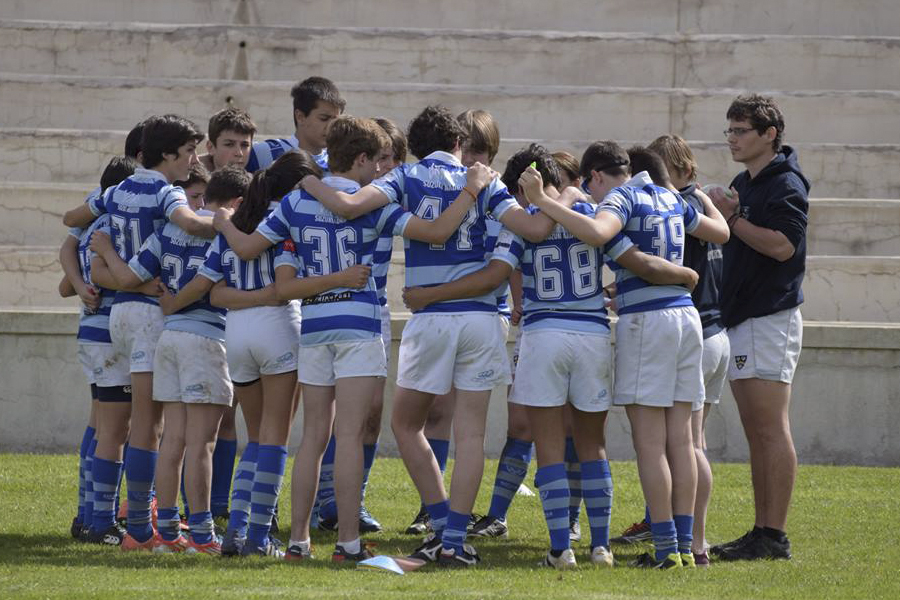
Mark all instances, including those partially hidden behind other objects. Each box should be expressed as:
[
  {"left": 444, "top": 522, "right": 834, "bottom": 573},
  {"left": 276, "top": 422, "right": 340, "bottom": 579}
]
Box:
[
  {"left": 83, "top": 438, "right": 97, "bottom": 532},
  {"left": 535, "top": 463, "right": 571, "bottom": 552},
  {"left": 210, "top": 437, "right": 237, "bottom": 517},
  {"left": 188, "top": 511, "right": 214, "bottom": 545},
  {"left": 427, "top": 438, "right": 450, "bottom": 474},
  {"left": 227, "top": 442, "right": 257, "bottom": 538},
  {"left": 91, "top": 456, "right": 122, "bottom": 533},
  {"left": 651, "top": 520, "right": 678, "bottom": 561},
  {"left": 581, "top": 459, "right": 613, "bottom": 549},
  {"left": 425, "top": 500, "right": 449, "bottom": 534},
  {"left": 674, "top": 514, "right": 694, "bottom": 555},
  {"left": 440, "top": 510, "right": 470, "bottom": 554},
  {"left": 157, "top": 506, "right": 181, "bottom": 541},
  {"left": 76, "top": 426, "right": 95, "bottom": 524},
  {"left": 316, "top": 436, "right": 337, "bottom": 521},
  {"left": 247, "top": 444, "right": 287, "bottom": 549},
  {"left": 125, "top": 447, "right": 157, "bottom": 542},
  {"left": 565, "top": 437, "right": 582, "bottom": 523},
  {"left": 487, "top": 437, "right": 532, "bottom": 520}
]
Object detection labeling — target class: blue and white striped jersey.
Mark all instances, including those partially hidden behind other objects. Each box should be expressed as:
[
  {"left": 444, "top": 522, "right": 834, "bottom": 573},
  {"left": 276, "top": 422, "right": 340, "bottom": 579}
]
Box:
[
  {"left": 371, "top": 151, "right": 518, "bottom": 314},
  {"left": 259, "top": 176, "right": 411, "bottom": 345},
  {"left": 75, "top": 214, "right": 115, "bottom": 344},
  {"left": 371, "top": 228, "right": 394, "bottom": 307},
  {"left": 485, "top": 218, "right": 511, "bottom": 317},
  {"left": 492, "top": 203, "right": 626, "bottom": 334},
  {"left": 245, "top": 135, "right": 329, "bottom": 174},
  {"left": 199, "top": 201, "right": 281, "bottom": 291},
  {"left": 88, "top": 168, "right": 188, "bottom": 306},
  {"left": 600, "top": 171, "right": 699, "bottom": 315},
  {"left": 128, "top": 216, "right": 226, "bottom": 342}
]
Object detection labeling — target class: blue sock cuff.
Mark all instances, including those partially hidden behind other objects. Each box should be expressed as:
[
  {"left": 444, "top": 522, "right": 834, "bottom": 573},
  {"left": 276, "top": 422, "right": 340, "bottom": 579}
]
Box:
[
  {"left": 535, "top": 462, "right": 568, "bottom": 487},
  {"left": 673, "top": 515, "right": 693, "bottom": 532},
  {"left": 504, "top": 437, "right": 533, "bottom": 461},
  {"left": 424, "top": 500, "right": 449, "bottom": 525},
  {"left": 580, "top": 459, "right": 611, "bottom": 479},
  {"left": 650, "top": 520, "right": 676, "bottom": 537}
]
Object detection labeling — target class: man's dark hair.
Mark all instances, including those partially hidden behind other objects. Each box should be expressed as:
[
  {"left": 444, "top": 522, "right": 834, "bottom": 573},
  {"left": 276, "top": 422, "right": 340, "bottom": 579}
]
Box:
[
  {"left": 627, "top": 146, "right": 672, "bottom": 188},
  {"left": 204, "top": 165, "right": 251, "bottom": 206},
  {"left": 207, "top": 108, "right": 257, "bottom": 145},
  {"left": 726, "top": 93, "right": 785, "bottom": 152},
  {"left": 124, "top": 121, "right": 145, "bottom": 159},
  {"left": 374, "top": 117, "right": 408, "bottom": 164},
  {"left": 100, "top": 156, "right": 139, "bottom": 191},
  {"left": 291, "top": 76, "right": 345, "bottom": 125},
  {"left": 140, "top": 114, "right": 204, "bottom": 169},
  {"left": 407, "top": 105, "right": 469, "bottom": 160},
  {"left": 501, "top": 143, "right": 561, "bottom": 193},
  {"left": 580, "top": 141, "right": 630, "bottom": 180},
  {"left": 233, "top": 151, "right": 322, "bottom": 234}
]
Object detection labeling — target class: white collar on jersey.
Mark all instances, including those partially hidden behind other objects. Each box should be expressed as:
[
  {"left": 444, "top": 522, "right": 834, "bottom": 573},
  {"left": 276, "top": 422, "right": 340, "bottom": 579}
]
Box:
[
  {"left": 625, "top": 171, "right": 654, "bottom": 187},
  {"left": 424, "top": 150, "right": 463, "bottom": 166}
]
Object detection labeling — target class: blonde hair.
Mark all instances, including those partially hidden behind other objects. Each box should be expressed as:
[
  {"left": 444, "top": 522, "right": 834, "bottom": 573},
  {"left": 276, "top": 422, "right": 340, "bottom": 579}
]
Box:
[
  {"left": 457, "top": 109, "right": 500, "bottom": 164},
  {"left": 648, "top": 134, "right": 698, "bottom": 183},
  {"left": 326, "top": 116, "right": 390, "bottom": 173}
]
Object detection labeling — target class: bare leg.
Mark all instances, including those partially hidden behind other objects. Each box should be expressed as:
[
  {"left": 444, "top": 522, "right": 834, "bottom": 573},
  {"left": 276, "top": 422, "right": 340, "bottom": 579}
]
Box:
[
  {"left": 525, "top": 406, "right": 566, "bottom": 467},
  {"left": 666, "top": 402, "right": 696, "bottom": 518},
  {"left": 333, "top": 376, "right": 378, "bottom": 544},
  {"left": 391, "top": 386, "right": 444, "bottom": 504},
  {"left": 155, "top": 402, "right": 186, "bottom": 510},
  {"left": 288, "top": 384, "right": 334, "bottom": 542},
  {"left": 183, "top": 403, "right": 225, "bottom": 513},
  {"left": 506, "top": 399, "right": 532, "bottom": 442},
  {"left": 626, "top": 405, "right": 671, "bottom": 523},
  {"left": 692, "top": 405, "right": 712, "bottom": 553},
  {"left": 424, "top": 389, "right": 456, "bottom": 441},
  {"left": 234, "top": 381, "right": 263, "bottom": 443},
  {"left": 128, "top": 372, "right": 163, "bottom": 451},
  {"left": 363, "top": 378, "right": 385, "bottom": 445},
  {"left": 259, "top": 372, "right": 298, "bottom": 446},
  {"left": 732, "top": 378, "right": 796, "bottom": 531},
  {"left": 570, "top": 409, "right": 608, "bottom": 463},
  {"left": 446, "top": 389, "right": 492, "bottom": 515},
  {"left": 94, "top": 402, "right": 132, "bottom": 462}
]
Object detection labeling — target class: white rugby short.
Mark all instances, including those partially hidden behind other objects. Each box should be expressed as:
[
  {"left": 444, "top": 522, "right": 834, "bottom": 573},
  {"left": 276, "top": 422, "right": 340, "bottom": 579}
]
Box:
[
  {"left": 396, "top": 313, "right": 509, "bottom": 395},
  {"left": 225, "top": 304, "right": 301, "bottom": 383},
  {"left": 380, "top": 304, "right": 392, "bottom": 371},
  {"left": 727, "top": 307, "right": 802, "bottom": 383},
  {"left": 298, "top": 338, "right": 387, "bottom": 387},
  {"left": 77, "top": 343, "right": 131, "bottom": 388},
  {"left": 510, "top": 329, "right": 612, "bottom": 413},
  {"left": 699, "top": 329, "right": 730, "bottom": 408},
  {"left": 153, "top": 330, "right": 233, "bottom": 405},
  {"left": 109, "top": 301, "right": 164, "bottom": 373},
  {"left": 613, "top": 306, "right": 704, "bottom": 408}
]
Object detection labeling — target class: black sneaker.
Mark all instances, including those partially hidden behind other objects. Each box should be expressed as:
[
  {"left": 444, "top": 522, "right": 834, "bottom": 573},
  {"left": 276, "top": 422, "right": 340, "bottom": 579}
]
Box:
[
  {"left": 332, "top": 542, "right": 375, "bottom": 564},
  {"left": 358, "top": 505, "right": 383, "bottom": 533},
  {"left": 240, "top": 538, "right": 285, "bottom": 559},
  {"left": 270, "top": 503, "right": 280, "bottom": 534},
  {"left": 710, "top": 528, "right": 760, "bottom": 557},
  {"left": 611, "top": 520, "right": 652, "bottom": 544},
  {"left": 469, "top": 515, "right": 508, "bottom": 538},
  {"left": 71, "top": 517, "right": 84, "bottom": 540},
  {"left": 405, "top": 506, "right": 431, "bottom": 535},
  {"left": 408, "top": 533, "right": 442, "bottom": 562},
  {"left": 88, "top": 524, "right": 126, "bottom": 546},
  {"left": 317, "top": 513, "right": 338, "bottom": 532},
  {"left": 718, "top": 533, "right": 792, "bottom": 561},
  {"left": 628, "top": 551, "right": 682, "bottom": 570},
  {"left": 220, "top": 531, "right": 245, "bottom": 557},
  {"left": 284, "top": 543, "right": 313, "bottom": 562},
  {"left": 438, "top": 544, "right": 481, "bottom": 568},
  {"left": 569, "top": 518, "right": 581, "bottom": 543}
]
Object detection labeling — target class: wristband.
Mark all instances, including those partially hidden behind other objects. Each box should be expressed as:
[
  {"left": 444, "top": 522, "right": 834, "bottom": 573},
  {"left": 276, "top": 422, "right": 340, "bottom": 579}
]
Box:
[
  {"left": 727, "top": 211, "right": 740, "bottom": 228},
  {"left": 461, "top": 186, "right": 477, "bottom": 201}
]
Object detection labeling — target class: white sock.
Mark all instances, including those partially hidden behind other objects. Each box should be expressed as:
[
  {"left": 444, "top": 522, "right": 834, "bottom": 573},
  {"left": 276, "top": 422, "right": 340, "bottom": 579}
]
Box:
[
  {"left": 338, "top": 537, "right": 361, "bottom": 555},
  {"left": 288, "top": 538, "right": 310, "bottom": 551}
]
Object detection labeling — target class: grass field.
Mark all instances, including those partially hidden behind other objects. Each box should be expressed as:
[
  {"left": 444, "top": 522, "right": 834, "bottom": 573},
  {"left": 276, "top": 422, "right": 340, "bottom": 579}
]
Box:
[{"left": 0, "top": 453, "right": 897, "bottom": 599}]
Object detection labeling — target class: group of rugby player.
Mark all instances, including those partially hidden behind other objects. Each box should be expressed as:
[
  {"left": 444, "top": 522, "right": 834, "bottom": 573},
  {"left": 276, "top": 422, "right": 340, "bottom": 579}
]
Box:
[{"left": 61, "top": 76, "right": 807, "bottom": 570}]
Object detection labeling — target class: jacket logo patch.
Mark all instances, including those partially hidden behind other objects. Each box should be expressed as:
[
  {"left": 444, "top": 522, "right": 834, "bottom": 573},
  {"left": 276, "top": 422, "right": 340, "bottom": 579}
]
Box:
[{"left": 734, "top": 355, "right": 747, "bottom": 370}]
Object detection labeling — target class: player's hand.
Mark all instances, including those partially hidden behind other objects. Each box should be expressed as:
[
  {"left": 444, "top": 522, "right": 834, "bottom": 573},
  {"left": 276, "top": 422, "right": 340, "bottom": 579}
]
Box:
[
  {"left": 465, "top": 162, "right": 494, "bottom": 195},
  {"left": 213, "top": 207, "right": 235, "bottom": 232},
  {"left": 557, "top": 185, "right": 587, "bottom": 207},
  {"left": 518, "top": 167, "right": 545, "bottom": 203},
  {"left": 298, "top": 173, "right": 321, "bottom": 191},
  {"left": 709, "top": 186, "right": 740, "bottom": 218},
  {"left": 136, "top": 277, "right": 164, "bottom": 298},
  {"left": 402, "top": 286, "right": 435, "bottom": 312},
  {"left": 681, "top": 267, "right": 699, "bottom": 292},
  {"left": 158, "top": 287, "right": 177, "bottom": 315},
  {"left": 77, "top": 283, "right": 101, "bottom": 312},
  {"left": 510, "top": 304, "right": 524, "bottom": 326},
  {"left": 260, "top": 283, "right": 284, "bottom": 306},
  {"left": 337, "top": 264, "right": 371, "bottom": 289},
  {"left": 89, "top": 230, "right": 114, "bottom": 257}
]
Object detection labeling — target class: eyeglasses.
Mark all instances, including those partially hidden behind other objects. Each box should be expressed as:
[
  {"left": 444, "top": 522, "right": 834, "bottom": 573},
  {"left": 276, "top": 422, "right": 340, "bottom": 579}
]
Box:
[{"left": 723, "top": 127, "right": 756, "bottom": 138}]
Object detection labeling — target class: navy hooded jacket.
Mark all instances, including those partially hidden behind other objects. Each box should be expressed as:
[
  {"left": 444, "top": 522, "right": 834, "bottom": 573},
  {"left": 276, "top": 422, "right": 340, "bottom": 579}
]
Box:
[{"left": 720, "top": 146, "right": 810, "bottom": 328}]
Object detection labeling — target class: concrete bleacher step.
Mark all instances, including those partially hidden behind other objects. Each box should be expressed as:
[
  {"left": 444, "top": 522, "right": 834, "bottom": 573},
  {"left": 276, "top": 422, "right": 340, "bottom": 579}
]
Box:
[
  {"left": 4, "top": 20, "right": 899, "bottom": 91},
  {"left": 1, "top": 0, "right": 897, "bottom": 36},
  {"left": 4, "top": 73, "right": 900, "bottom": 145},
  {"left": 4, "top": 127, "right": 899, "bottom": 200},
  {"left": 4, "top": 179, "right": 896, "bottom": 255},
  {"left": 8, "top": 244, "right": 899, "bottom": 323}
]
